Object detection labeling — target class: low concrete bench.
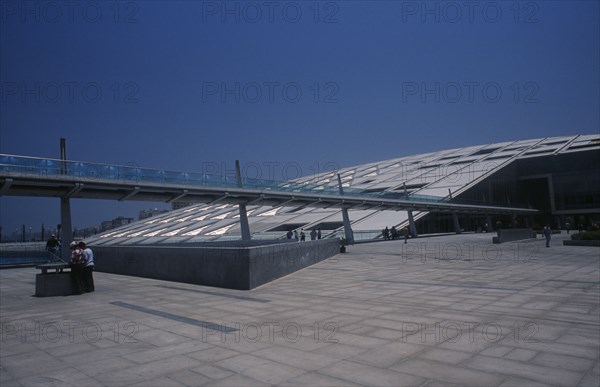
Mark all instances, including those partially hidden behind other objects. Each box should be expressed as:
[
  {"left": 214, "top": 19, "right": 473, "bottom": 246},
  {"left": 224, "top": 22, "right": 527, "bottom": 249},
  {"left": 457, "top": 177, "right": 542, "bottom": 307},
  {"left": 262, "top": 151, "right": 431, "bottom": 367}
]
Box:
[
  {"left": 35, "top": 263, "right": 78, "bottom": 297},
  {"left": 492, "top": 228, "right": 536, "bottom": 244}
]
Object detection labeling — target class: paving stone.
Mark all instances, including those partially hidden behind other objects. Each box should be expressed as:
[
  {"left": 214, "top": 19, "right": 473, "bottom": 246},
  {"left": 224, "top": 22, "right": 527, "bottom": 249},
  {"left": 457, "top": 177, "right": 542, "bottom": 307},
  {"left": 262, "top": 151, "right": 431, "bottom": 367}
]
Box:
[
  {"left": 578, "top": 372, "right": 600, "bottom": 387},
  {"left": 191, "top": 364, "right": 234, "bottom": 381},
  {"left": 392, "top": 358, "right": 505, "bottom": 386},
  {"left": 419, "top": 348, "right": 473, "bottom": 364},
  {"left": 465, "top": 354, "right": 583, "bottom": 385},
  {"left": 505, "top": 348, "right": 538, "bottom": 361},
  {"left": 280, "top": 371, "right": 361, "bottom": 386},
  {"left": 350, "top": 341, "right": 426, "bottom": 368},
  {"left": 530, "top": 352, "right": 596, "bottom": 372},
  {"left": 219, "top": 353, "right": 306, "bottom": 384},
  {"left": 479, "top": 345, "right": 514, "bottom": 358},
  {"left": 317, "top": 360, "right": 426, "bottom": 386},
  {"left": 17, "top": 368, "right": 103, "bottom": 387},
  {"left": 167, "top": 369, "right": 211, "bottom": 385}
]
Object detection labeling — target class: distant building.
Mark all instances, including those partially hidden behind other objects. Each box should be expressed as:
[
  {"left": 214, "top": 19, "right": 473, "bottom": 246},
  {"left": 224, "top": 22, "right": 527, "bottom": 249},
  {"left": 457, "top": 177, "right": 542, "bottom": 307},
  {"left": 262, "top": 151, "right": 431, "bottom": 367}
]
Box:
[
  {"left": 139, "top": 208, "right": 169, "bottom": 220},
  {"left": 99, "top": 216, "right": 134, "bottom": 232},
  {"left": 172, "top": 201, "right": 193, "bottom": 211}
]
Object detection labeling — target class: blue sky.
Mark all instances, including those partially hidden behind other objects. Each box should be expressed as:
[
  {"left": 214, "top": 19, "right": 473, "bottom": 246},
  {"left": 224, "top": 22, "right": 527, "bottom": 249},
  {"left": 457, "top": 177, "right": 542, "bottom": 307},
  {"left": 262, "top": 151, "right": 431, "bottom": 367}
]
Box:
[{"left": 1, "top": 0, "right": 599, "bottom": 238}]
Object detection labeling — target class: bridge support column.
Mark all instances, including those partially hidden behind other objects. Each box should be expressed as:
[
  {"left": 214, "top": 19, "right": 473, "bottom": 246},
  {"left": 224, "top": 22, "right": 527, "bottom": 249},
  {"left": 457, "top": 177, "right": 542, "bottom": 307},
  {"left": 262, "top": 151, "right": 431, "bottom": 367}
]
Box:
[
  {"left": 337, "top": 174, "right": 354, "bottom": 244},
  {"left": 407, "top": 210, "right": 417, "bottom": 238},
  {"left": 453, "top": 213, "right": 461, "bottom": 234},
  {"left": 238, "top": 203, "right": 251, "bottom": 241},
  {"left": 235, "top": 160, "right": 251, "bottom": 241},
  {"left": 60, "top": 198, "right": 73, "bottom": 261},
  {"left": 341, "top": 206, "right": 354, "bottom": 244}
]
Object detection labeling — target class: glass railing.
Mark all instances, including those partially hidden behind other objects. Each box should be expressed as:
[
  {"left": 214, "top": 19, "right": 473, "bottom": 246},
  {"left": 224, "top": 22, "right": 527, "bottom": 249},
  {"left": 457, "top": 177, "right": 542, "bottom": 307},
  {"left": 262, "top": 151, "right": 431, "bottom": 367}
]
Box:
[{"left": 1, "top": 154, "right": 450, "bottom": 204}]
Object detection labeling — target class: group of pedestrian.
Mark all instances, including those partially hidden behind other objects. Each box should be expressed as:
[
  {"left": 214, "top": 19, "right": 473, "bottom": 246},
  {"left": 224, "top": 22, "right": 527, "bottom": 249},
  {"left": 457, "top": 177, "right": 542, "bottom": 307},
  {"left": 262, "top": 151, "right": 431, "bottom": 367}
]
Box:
[
  {"left": 286, "top": 228, "right": 322, "bottom": 241},
  {"left": 69, "top": 241, "right": 95, "bottom": 294},
  {"left": 382, "top": 226, "right": 410, "bottom": 243}
]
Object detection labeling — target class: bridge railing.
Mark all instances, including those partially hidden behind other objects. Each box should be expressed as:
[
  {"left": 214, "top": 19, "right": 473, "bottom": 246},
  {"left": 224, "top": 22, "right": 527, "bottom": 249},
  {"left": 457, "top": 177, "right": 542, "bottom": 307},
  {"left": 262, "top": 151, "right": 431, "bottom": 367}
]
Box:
[{"left": 1, "top": 154, "right": 450, "bottom": 204}]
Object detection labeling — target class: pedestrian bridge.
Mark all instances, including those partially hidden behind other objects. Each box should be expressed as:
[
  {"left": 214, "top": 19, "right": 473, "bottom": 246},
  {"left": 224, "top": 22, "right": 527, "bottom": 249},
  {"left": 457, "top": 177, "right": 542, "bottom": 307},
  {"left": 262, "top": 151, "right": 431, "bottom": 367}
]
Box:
[{"left": 0, "top": 154, "right": 535, "bottom": 215}]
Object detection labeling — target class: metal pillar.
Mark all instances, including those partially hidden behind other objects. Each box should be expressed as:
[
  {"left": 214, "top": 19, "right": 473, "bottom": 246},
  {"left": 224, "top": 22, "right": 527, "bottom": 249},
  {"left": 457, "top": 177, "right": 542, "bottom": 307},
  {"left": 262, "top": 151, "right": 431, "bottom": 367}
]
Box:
[
  {"left": 60, "top": 198, "right": 73, "bottom": 261},
  {"left": 407, "top": 210, "right": 417, "bottom": 238},
  {"left": 403, "top": 184, "right": 417, "bottom": 237},
  {"left": 448, "top": 189, "right": 461, "bottom": 234},
  {"left": 235, "top": 160, "right": 251, "bottom": 241},
  {"left": 452, "top": 213, "right": 461, "bottom": 234},
  {"left": 59, "top": 138, "right": 73, "bottom": 260},
  {"left": 337, "top": 174, "right": 354, "bottom": 244}
]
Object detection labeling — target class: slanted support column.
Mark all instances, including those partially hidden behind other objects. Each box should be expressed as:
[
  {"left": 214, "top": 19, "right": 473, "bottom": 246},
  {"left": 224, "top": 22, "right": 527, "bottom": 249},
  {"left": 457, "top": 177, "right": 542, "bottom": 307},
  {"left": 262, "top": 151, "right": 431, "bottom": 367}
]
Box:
[
  {"left": 403, "top": 184, "right": 417, "bottom": 237},
  {"left": 448, "top": 188, "right": 461, "bottom": 234},
  {"left": 337, "top": 174, "right": 354, "bottom": 244},
  {"left": 60, "top": 198, "right": 73, "bottom": 261},
  {"left": 407, "top": 210, "right": 418, "bottom": 238},
  {"left": 236, "top": 160, "right": 251, "bottom": 241},
  {"left": 453, "top": 213, "right": 461, "bottom": 234}
]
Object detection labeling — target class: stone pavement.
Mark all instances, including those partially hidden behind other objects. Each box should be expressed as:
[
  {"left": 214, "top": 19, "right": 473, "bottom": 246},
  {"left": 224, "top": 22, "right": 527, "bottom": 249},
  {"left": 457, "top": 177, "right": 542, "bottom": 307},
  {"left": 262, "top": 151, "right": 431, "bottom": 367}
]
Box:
[{"left": 1, "top": 233, "right": 599, "bottom": 386}]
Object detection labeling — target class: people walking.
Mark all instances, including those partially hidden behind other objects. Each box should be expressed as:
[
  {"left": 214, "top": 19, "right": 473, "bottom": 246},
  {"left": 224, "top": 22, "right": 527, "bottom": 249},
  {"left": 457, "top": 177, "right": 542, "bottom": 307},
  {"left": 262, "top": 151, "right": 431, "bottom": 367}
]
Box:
[
  {"left": 542, "top": 225, "right": 552, "bottom": 247},
  {"left": 300, "top": 229, "right": 306, "bottom": 242},
  {"left": 286, "top": 230, "right": 293, "bottom": 239},
  {"left": 383, "top": 227, "right": 390, "bottom": 240},
  {"left": 402, "top": 227, "right": 409, "bottom": 244},
  {"left": 317, "top": 228, "right": 322, "bottom": 239},
  {"left": 310, "top": 229, "right": 317, "bottom": 240}
]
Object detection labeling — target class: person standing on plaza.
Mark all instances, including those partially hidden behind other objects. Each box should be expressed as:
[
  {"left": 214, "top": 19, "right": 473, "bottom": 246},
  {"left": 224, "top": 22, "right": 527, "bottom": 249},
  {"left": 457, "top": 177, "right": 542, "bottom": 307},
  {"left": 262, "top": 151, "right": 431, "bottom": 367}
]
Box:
[
  {"left": 69, "top": 241, "right": 85, "bottom": 294},
  {"left": 78, "top": 241, "right": 95, "bottom": 292},
  {"left": 317, "top": 228, "right": 322, "bottom": 239},
  {"left": 310, "top": 229, "right": 317, "bottom": 240},
  {"left": 403, "top": 227, "right": 409, "bottom": 244},
  {"left": 46, "top": 234, "right": 61, "bottom": 259},
  {"left": 300, "top": 229, "right": 306, "bottom": 242},
  {"left": 542, "top": 224, "right": 552, "bottom": 247}
]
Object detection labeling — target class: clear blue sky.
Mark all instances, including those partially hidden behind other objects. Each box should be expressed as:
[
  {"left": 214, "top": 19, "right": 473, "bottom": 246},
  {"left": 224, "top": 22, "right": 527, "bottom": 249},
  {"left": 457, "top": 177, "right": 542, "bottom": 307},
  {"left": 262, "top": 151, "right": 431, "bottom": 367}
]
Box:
[{"left": 1, "top": 1, "right": 599, "bottom": 238}]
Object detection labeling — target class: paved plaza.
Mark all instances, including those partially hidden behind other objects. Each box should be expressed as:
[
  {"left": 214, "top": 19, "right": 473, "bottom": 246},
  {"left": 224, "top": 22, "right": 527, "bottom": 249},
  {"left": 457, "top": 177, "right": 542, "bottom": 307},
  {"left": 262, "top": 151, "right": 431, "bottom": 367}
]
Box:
[{"left": 1, "top": 233, "right": 599, "bottom": 386}]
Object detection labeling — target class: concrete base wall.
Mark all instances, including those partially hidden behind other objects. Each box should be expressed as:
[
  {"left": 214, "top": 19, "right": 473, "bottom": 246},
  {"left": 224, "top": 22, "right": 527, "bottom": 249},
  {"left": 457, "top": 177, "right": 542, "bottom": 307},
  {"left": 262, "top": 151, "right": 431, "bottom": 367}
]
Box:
[
  {"left": 35, "top": 273, "right": 78, "bottom": 297},
  {"left": 93, "top": 239, "right": 340, "bottom": 290},
  {"left": 493, "top": 228, "right": 536, "bottom": 244}
]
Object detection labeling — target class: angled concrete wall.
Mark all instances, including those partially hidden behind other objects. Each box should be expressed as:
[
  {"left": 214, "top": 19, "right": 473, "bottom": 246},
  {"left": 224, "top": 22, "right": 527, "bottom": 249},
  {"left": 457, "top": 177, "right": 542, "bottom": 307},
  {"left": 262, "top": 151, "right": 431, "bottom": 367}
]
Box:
[{"left": 93, "top": 239, "right": 340, "bottom": 290}]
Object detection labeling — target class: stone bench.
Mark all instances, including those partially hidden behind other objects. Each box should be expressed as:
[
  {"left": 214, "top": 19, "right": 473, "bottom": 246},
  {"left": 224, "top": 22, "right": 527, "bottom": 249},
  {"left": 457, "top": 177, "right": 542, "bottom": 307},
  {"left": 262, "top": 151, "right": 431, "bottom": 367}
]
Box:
[{"left": 35, "top": 263, "right": 79, "bottom": 297}]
